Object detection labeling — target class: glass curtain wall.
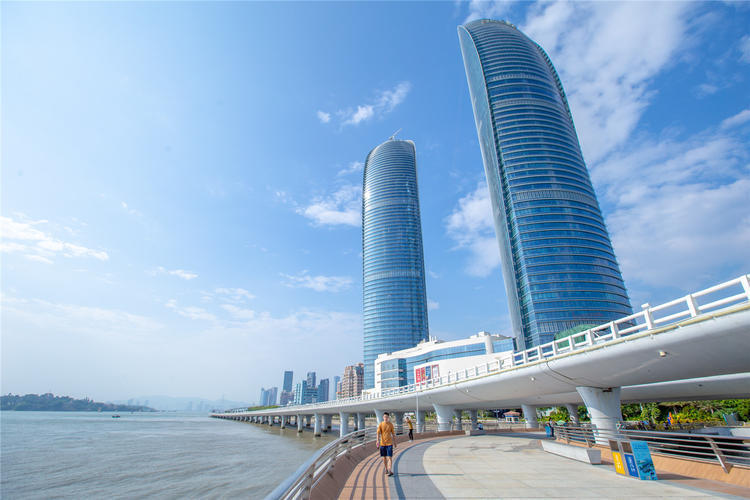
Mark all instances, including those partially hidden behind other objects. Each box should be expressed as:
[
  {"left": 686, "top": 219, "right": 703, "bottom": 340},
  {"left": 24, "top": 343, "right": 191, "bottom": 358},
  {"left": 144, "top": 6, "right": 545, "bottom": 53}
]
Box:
[
  {"left": 362, "top": 139, "right": 429, "bottom": 388},
  {"left": 458, "top": 20, "right": 632, "bottom": 348}
]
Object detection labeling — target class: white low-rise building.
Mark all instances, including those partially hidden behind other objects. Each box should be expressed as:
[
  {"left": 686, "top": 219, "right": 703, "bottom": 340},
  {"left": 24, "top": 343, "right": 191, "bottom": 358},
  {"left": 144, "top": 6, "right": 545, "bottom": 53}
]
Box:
[{"left": 373, "top": 331, "right": 516, "bottom": 392}]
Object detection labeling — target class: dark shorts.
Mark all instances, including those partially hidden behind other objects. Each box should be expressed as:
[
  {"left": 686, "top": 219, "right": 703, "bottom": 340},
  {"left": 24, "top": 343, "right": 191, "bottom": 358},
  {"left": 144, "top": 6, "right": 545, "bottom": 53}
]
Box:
[{"left": 379, "top": 445, "right": 393, "bottom": 457}]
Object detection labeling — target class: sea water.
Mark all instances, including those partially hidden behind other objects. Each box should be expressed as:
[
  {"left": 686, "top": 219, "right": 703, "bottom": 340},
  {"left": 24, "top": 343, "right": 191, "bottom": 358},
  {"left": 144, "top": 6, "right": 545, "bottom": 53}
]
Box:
[{"left": 1, "top": 411, "right": 335, "bottom": 499}]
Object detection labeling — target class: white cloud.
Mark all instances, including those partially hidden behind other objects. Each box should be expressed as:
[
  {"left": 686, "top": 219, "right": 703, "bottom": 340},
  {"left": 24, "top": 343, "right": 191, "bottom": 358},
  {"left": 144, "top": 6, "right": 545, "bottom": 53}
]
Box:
[
  {"left": 339, "top": 82, "right": 411, "bottom": 127},
  {"left": 316, "top": 110, "right": 331, "bottom": 123},
  {"left": 297, "top": 184, "right": 361, "bottom": 227},
  {"left": 427, "top": 299, "right": 440, "bottom": 311},
  {"left": 522, "top": 1, "right": 693, "bottom": 163},
  {"left": 214, "top": 288, "right": 255, "bottom": 302},
  {"left": 220, "top": 304, "right": 256, "bottom": 320},
  {"left": 740, "top": 35, "right": 750, "bottom": 63},
  {"left": 155, "top": 266, "right": 198, "bottom": 280},
  {"left": 464, "top": 0, "right": 514, "bottom": 23},
  {"left": 445, "top": 183, "right": 501, "bottom": 277},
  {"left": 281, "top": 271, "right": 353, "bottom": 292},
  {"left": 721, "top": 108, "right": 750, "bottom": 129},
  {"left": 0, "top": 215, "right": 109, "bottom": 263},
  {"left": 592, "top": 124, "right": 750, "bottom": 293},
  {"left": 165, "top": 299, "right": 215, "bottom": 321},
  {"left": 3, "top": 295, "right": 163, "bottom": 338},
  {"left": 121, "top": 201, "right": 142, "bottom": 217},
  {"left": 337, "top": 161, "right": 364, "bottom": 176}
]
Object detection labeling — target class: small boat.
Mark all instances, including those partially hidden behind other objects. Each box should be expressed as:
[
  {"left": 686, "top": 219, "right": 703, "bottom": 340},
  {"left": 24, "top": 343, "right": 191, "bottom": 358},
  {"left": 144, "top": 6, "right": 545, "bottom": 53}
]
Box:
[{"left": 112, "top": 414, "right": 121, "bottom": 418}]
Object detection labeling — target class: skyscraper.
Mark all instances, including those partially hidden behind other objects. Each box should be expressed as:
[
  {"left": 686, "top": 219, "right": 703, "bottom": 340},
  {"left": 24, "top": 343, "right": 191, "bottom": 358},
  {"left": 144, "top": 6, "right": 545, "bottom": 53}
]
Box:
[
  {"left": 317, "top": 378, "right": 329, "bottom": 403},
  {"left": 340, "top": 363, "right": 364, "bottom": 398},
  {"left": 362, "top": 138, "right": 430, "bottom": 388},
  {"left": 306, "top": 371, "right": 316, "bottom": 389},
  {"left": 332, "top": 375, "right": 340, "bottom": 400},
  {"left": 282, "top": 370, "right": 293, "bottom": 392},
  {"left": 458, "top": 20, "right": 632, "bottom": 349}
]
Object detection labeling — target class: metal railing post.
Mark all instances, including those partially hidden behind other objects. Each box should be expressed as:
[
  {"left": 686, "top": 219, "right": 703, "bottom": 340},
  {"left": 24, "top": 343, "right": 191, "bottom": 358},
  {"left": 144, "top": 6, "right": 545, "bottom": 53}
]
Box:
[
  {"left": 642, "top": 304, "right": 654, "bottom": 330},
  {"left": 686, "top": 294, "right": 699, "bottom": 317},
  {"left": 706, "top": 437, "right": 732, "bottom": 473}
]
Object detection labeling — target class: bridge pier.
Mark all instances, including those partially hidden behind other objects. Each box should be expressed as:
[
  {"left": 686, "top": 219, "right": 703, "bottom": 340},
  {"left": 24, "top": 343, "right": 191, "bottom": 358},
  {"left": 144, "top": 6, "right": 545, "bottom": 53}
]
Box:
[
  {"left": 521, "top": 404, "right": 538, "bottom": 428},
  {"left": 416, "top": 410, "right": 426, "bottom": 433},
  {"left": 268, "top": 416, "right": 274, "bottom": 426},
  {"left": 433, "top": 404, "right": 453, "bottom": 432},
  {"left": 470, "top": 409, "right": 478, "bottom": 430},
  {"left": 566, "top": 404, "right": 580, "bottom": 424},
  {"left": 356, "top": 412, "right": 366, "bottom": 431},
  {"left": 323, "top": 414, "right": 332, "bottom": 431},
  {"left": 305, "top": 415, "right": 311, "bottom": 428},
  {"left": 280, "top": 415, "right": 287, "bottom": 429},
  {"left": 339, "top": 412, "right": 351, "bottom": 437},
  {"left": 297, "top": 415, "right": 303, "bottom": 433},
  {"left": 452, "top": 409, "right": 463, "bottom": 431},
  {"left": 374, "top": 409, "right": 385, "bottom": 424},
  {"left": 394, "top": 412, "right": 404, "bottom": 434},
  {"left": 577, "top": 386, "right": 622, "bottom": 443},
  {"left": 314, "top": 413, "right": 322, "bottom": 437}
]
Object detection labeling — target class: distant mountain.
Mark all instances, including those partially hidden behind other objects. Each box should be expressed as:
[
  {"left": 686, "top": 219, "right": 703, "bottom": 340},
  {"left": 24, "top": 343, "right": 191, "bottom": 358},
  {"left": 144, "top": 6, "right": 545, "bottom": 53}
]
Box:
[
  {"left": 1, "top": 393, "right": 155, "bottom": 412},
  {"left": 111, "top": 395, "right": 251, "bottom": 412}
]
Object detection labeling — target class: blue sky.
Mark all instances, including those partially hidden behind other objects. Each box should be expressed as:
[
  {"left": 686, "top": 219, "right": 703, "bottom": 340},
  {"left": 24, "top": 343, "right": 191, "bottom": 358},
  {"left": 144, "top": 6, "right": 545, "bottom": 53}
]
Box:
[{"left": 2, "top": 1, "right": 749, "bottom": 404}]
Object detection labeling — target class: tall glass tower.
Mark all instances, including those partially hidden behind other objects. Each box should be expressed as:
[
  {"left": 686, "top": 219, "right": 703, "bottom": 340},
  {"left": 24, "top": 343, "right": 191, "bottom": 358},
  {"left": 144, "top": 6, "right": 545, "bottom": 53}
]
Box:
[
  {"left": 458, "top": 20, "right": 632, "bottom": 349},
  {"left": 362, "top": 138, "right": 429, "bottom": 389}
]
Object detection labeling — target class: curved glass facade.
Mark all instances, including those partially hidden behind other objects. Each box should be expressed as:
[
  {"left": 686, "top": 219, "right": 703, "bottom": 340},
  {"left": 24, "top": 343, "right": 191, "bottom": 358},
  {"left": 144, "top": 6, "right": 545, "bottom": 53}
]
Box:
[
  {"left": 362, "top": 139, "right": 429, "bottom": 388},
  {"left": 458, "top": 20, "right": 632, "bottom": 348}
]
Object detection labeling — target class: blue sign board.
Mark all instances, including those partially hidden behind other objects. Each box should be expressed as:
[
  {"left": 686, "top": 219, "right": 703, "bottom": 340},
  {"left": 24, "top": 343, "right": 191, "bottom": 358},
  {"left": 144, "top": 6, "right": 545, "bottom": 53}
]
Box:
[
  {"left": 630, "top": 440, "right": 658, "bottom": 480},
  {"left": 624, "top": 453, "right": 639, "bottom": 477}
]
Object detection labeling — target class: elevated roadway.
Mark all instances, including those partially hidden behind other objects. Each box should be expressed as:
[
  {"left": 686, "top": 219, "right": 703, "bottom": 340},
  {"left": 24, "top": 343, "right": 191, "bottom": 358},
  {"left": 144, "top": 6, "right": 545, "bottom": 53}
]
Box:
[{"left": 214, "top": 274, "right": 750, "bottom": 436}]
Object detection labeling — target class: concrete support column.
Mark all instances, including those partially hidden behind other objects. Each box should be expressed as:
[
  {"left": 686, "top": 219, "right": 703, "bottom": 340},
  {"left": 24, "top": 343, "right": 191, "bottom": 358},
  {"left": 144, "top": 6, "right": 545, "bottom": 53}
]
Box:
[
  {"left": 576, "top": 386, "right": 622, "bottom": 443},
  {"left": 339, "top": 412, "right": 351, "bottom": 437},
  {"left": 357, "top": 413, "right": 366, "bottom": 430},
  {"left": 566, "top": 404, "right": 580, "bottom": 424},
  {"left": 314, "top": 413, "right": 322, "bottom": 437},
  {"left": 521, "top": 405, "right": 538, "bottom": 429},
  {"left": 470, "top": 410, "right": 479, "bottom": 430},
  {"left": 433, "top": 404, "right": 454, "bottom": 432},
  {"left": 393, "top": 412, "right": 404, "bottom": 434},
  {"left": 297, "top": 415, "right": 304, "bottom": 433},
  {"left": 416, "top": 410, "right": 426, "bottom": 433},
  {"left": 280, "top": 415, "right": 287, "bottom": 429},
  {"left": 374, "top": 409, "right": 385, "bottom": 424},
  {"left": 323, "top": 414, "right": 332, "bottom": 431},
  {"left": 268, "top": 416, "right": 274, "bottom": 426},
  {"left": 305, "top": 415, "right": 311, "bottom": 428},
  {"left": 452, "top": 410, "right": 463, "bottom": 431}
]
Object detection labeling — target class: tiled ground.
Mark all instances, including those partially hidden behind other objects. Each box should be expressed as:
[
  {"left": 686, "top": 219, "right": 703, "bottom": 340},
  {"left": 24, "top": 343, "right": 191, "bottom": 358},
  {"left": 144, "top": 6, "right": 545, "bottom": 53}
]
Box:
[{"left": 421, "top": 434, "right": 747, "bottom": 499}]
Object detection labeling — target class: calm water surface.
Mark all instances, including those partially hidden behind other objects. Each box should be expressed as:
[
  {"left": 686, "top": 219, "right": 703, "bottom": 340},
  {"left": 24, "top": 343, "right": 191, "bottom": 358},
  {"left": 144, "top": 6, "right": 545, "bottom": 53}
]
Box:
[{"left": 1, "top": 412, "right": 335, "bottom": 499}]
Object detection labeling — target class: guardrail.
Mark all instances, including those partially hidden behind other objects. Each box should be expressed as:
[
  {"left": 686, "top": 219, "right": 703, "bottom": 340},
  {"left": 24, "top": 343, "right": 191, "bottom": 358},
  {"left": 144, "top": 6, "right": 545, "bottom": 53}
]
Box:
[
  {"left": 222, "top": 274, "right": 750, "bottom": 416},
  {"left": 554, "top": 424, "right": 750, "bottom": 473},
  {"left": 265, "top": 422, "right": 453, "bottom": 500}
]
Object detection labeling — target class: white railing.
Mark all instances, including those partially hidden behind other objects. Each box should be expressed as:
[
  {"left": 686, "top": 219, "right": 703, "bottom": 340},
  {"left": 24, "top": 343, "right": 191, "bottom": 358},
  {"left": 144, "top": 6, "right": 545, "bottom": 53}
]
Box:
[{"left": 218, "top": 274, "right": 750, "bottom": 417}]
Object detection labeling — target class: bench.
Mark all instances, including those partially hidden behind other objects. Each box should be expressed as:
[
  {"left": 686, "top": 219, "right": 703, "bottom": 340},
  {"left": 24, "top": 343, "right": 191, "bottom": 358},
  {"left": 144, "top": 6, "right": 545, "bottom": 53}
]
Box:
[{"left": 541, "top": 439, "right": 601, "bottom": 464}]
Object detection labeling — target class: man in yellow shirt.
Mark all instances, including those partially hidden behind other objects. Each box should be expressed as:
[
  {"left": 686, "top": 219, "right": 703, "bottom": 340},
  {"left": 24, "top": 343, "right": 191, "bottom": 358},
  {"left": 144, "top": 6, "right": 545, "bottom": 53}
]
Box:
[
  {"left": 376, "top": 412, "right": 396, "bottom": 476},
  {"left": 406, "top": 416, "right": 414, "bottom": 441}
]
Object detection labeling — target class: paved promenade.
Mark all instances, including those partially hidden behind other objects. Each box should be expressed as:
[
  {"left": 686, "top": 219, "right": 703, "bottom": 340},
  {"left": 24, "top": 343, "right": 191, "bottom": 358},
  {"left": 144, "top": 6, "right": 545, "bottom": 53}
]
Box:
[{"left": 338, "top": 433, "right": 750, "bottom": 499}]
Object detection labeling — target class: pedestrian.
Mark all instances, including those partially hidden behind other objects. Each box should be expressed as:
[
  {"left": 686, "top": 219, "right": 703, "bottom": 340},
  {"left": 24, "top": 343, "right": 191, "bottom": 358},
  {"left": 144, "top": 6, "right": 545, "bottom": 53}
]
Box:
[
  {"left": 406, "top": 416, "right": 414, "bottom": 441},
  {"left": 377, "top": 412, "right": 396, "bottom": 476}
]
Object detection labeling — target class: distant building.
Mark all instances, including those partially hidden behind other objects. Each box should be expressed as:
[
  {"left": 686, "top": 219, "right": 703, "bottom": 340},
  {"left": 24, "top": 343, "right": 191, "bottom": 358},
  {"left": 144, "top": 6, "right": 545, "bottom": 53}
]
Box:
[
  {"left": 317, "top": 378, "right": 329, "bottom": 403},
  {"left": 279, "top": 390, "right": 294, "bottom": 406},
  {"left": 332, "top": 376, "right": 341, "bottom": 400},
  {"left": 282, "top": 370, "right": 293, "bottom": 393},
  {"left": 259, "top": 387, "right": 278, "bottom": 406},
  {"left": 293, "top": 381, "right": 317, "bottom": 405},
  {"left": 306, "top": 371, "right": 316, "bottom": 389},
  {"left": 335, "top": 380, "right": 342, "bottom": 400},
  {"left": 373, "top": 332, "right": 515, "bottom": 391},
  {"left": 339, "top": 363, "right": 364, "bottom": 399}
]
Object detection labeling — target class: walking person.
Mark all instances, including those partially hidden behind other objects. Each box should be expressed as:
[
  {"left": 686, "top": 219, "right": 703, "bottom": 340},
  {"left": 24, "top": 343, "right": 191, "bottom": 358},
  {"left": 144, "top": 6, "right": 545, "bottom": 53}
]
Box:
[
  {"left": 406, "top": 416, "right": 414, "bottom": 441},
  {"left": 376, "top": 412, "right": 396, "bottom": 476}
]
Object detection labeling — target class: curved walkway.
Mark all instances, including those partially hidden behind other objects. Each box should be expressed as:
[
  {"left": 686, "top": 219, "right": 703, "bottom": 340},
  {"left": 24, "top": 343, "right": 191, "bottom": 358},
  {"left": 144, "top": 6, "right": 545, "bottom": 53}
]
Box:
[{"left": 339, "top": 434, "right": 750, "bottom": 499}]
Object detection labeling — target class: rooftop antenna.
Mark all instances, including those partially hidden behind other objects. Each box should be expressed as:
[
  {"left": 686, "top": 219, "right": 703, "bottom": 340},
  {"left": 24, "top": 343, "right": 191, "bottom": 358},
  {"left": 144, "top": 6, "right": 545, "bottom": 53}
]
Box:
[{"left": 389, "top": 128, "right": 402, "bottom": 140}]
